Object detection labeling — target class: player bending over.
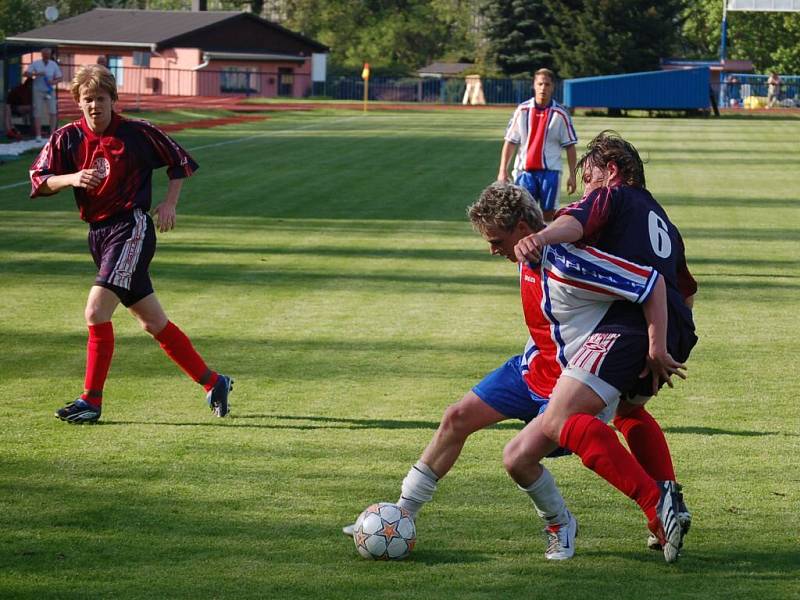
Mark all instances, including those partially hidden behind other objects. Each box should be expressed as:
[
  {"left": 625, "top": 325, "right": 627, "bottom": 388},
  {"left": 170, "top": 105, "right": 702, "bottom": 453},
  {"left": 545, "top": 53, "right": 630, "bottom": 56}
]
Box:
[
  {"left": 507, "top": 131, "right": 698, "bottom": 562},
  {"left": 29, "top": 64, "right": 232, "bottom": 424},
  {"left": 344, "top": 182, "right": 672, "bottom": 561}
]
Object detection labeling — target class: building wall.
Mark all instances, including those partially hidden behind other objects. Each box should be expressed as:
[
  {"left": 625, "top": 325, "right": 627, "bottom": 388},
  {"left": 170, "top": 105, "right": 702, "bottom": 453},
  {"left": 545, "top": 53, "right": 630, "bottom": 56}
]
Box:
[{"left": 22, "top": 47, "right": 312, "bottom": 97}]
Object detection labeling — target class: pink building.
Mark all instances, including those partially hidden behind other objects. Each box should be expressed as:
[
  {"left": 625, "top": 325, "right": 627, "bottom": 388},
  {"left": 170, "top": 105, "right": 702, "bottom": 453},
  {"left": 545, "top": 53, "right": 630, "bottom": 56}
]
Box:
[{"left": 8, "top": 8, "right": 329, "bottom": 98}]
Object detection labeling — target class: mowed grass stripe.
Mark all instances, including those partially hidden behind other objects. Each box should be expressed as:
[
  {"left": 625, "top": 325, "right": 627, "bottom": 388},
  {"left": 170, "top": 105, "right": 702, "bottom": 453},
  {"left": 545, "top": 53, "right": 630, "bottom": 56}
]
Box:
[{"left": 0, "top": 109, "right": 798, "bottom": 599}]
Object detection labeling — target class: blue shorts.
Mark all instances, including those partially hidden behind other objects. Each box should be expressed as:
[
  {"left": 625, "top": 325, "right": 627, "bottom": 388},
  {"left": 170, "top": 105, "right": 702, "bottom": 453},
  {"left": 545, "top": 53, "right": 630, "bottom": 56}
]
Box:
[
  {"left": 472, "top": 355, "right": 549, "bottom": 423},
  {"left": 473, "top": 356, "right": 571, "bottom": 458},
  {"left": 515, "top": 170, "right": 561, "bottom": 212}
]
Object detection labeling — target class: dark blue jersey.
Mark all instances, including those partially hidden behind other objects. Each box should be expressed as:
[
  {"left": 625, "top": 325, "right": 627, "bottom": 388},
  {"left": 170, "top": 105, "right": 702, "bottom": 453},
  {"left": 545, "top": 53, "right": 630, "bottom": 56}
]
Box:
[{"left": 558, "top": 185, "right": 698, "bottom": 361}]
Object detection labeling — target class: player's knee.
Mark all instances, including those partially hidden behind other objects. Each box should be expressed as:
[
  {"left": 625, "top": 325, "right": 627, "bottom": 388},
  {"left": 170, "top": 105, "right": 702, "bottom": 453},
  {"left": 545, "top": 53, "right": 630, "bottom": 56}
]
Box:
[
  {"left": 502, "top": 437, "right": 526, "bottom": 478},
  {"left": 439, "top": 402, "right": 473, "bottom": 441},
  {"left": 84, "top": 303, "right": 107, "bottom": 325},
  {"left": 139, "top": 316, "right": 168, "bottom": 336},
  {"left": 539, "top": 410, "right": 564, "bottom": 444}
]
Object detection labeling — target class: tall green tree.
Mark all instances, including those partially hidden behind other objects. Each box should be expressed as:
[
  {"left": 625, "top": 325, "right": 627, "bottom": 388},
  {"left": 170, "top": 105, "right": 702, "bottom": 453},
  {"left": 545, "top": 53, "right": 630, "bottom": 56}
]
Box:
[
  {"left": 481, "top": 0, "right": 555, "bottom": 76},
  {"left": 543, "top": 0, "right": 686, "bottom": 78},
  {"left": 682, "top": 0, "right": 800, "bottom": 73},
  {"left": 281, "top": 0, "right": 452, "bottom": 73}
]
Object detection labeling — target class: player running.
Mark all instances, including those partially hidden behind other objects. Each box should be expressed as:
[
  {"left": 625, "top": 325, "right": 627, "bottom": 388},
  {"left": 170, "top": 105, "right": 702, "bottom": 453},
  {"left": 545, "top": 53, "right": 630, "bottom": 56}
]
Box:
[
  {"left": 29, "top": 64, "right": 232, "bottom": 424},
  {"left": 508, "top": 130, "right": 698, "bottom": 562},
  {"left": 344, "top": 182, "right": 674, "bottom": 561}
]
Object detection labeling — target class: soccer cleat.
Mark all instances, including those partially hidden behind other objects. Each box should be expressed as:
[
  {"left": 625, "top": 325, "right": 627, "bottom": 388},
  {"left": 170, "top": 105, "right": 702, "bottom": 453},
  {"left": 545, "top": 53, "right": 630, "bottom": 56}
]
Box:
[
  {"left": 647, "top": 481, "right": 683, "bottom": 563},
  {"left": 55, "top": 398, "right": 101, "bottom": 424},
  {"left": 544, "top": 510, "right": 578, "bottom": 560},
  {"left": 648, "top": 483, "right": 691, "bottom": 550},
  {"left": 206, "top": 374, "right": 233, "bottom": 417},
  {"left": 342, "top": 523, "right": 355, "bottom": 536}
]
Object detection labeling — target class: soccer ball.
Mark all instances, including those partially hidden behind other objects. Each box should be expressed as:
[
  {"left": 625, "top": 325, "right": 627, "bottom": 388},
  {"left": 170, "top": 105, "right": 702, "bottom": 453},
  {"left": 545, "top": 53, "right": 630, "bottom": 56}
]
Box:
[{"left": 353, "top": 502, "right": 416, "bottom": 560}]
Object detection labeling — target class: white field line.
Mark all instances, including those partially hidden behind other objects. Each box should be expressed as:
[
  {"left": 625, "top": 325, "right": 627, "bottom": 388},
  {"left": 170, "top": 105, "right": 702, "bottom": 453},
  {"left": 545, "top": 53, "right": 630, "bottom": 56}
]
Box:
[{"left": 0, "top": 115, "right": 362, "bottom": 192}]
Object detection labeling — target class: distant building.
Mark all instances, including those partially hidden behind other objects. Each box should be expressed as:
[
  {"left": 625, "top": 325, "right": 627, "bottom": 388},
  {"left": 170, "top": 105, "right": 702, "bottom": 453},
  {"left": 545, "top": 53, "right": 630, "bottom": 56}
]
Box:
[
  {"left": 418, "top": 62, "right": 474, "bottom": 78},
  {"left": 6, "top": 8, "right": 329, "bottom": 98}
]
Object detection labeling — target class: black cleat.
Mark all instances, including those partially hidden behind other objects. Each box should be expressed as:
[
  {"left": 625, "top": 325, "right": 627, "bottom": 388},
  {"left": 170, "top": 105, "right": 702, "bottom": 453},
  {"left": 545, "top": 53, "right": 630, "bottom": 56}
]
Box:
[
  {"left": 55, "top": 399, "right": 101, "bottom": 424},
  {"left": 206, "top": 374, "right": 233, "bottom": 417}
]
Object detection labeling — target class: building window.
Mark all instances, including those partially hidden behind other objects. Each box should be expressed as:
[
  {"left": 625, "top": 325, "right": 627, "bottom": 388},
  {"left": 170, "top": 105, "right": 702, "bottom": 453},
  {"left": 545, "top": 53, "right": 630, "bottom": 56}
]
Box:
[
  {"left": 133, "top": 51, "right": 150, "bottom": 67},
  {"left": 221, "top": 67, "right": 258, "bottom": 93},
  {"left": 108, "top": 56, "right": 124, "bottom": 87}
]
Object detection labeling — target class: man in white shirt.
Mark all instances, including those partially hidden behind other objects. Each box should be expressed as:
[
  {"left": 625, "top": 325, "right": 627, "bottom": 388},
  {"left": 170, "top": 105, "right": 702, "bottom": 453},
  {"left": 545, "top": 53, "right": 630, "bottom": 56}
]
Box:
[
  {"left": 25, "top": 47, "right": 63, "bottom": 142},
  {"left": 497, "top": 68, "right": 578, "bottom": 222}
]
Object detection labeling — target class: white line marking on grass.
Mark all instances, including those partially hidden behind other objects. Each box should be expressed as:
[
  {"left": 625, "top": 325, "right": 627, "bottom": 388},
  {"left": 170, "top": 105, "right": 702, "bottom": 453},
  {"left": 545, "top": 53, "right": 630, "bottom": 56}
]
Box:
[
  {"left": 0, "top": 116, "right": 362, "bottom": 192},
  {"left": 188, "top": 116, "right": 361, "bottom": 151},
  {"left": 0, "top": 181, "right": 29, "bottom": 191}
]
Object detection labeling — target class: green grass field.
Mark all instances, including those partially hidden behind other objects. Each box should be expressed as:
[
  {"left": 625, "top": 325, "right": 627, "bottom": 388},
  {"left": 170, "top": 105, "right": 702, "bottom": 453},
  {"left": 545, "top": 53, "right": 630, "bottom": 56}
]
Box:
[{"left": 1, "top": 108, "right": 798, "bottom": 599}]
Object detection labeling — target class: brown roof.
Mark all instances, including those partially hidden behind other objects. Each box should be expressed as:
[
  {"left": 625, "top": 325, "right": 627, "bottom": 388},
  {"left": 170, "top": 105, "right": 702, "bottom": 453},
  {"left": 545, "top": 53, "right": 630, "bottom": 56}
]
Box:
[
  {"left": 418, "top": 62, "right": 474, "bottom": 76},
  {"left": 7, "top": 8, "right": 328, "bottom": 53}
]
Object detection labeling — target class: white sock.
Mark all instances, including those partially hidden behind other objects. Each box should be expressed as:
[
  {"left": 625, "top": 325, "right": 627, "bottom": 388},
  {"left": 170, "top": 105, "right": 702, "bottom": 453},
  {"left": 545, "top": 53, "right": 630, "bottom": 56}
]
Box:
[
  {"left": 518, "top": 467, "right": 569, "bottom": 527},
  {"left": 396, "top": 460, "right": 438, "bottom": 519}
]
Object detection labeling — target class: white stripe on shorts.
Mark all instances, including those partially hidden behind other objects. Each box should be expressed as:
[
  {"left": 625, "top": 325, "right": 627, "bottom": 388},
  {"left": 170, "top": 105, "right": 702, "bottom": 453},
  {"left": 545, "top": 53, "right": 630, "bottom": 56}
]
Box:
[
  {"left": 568, "top": 332, "right": 620, "bottom": 374},
  {"left": 109, "top": 210, "right": 146, "bottom": 290}
]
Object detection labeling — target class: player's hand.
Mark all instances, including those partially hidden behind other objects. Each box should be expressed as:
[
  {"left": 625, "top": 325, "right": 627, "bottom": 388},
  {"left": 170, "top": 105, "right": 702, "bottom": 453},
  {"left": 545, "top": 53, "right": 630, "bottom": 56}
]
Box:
[
  {"left": 152, "top": 202, "right": 177, "bottom": 232},
  {"left": 639, "top": 349, "right": 687, "bottom": 396},
  {"left": 497, "top": 171, "right": 510, "bottom": 183},
  {"left": 71, "top": 169, "right": 102, "bottom": 190},
  {"left": 514, "top": 232, "right": 545, "bottom": 264},
  {"left": 566, "top": 173, "right": 577, "bottom": 195}
]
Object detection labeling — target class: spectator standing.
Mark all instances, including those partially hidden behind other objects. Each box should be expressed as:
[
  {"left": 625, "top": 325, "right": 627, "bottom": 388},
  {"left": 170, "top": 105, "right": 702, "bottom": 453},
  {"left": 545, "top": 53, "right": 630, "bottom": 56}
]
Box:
[
  {"left": 767, "top": 72, "right": 781, "bottom": 108},
  {"left": 24, "top": 47, "right": 63, "bottom": 143}
]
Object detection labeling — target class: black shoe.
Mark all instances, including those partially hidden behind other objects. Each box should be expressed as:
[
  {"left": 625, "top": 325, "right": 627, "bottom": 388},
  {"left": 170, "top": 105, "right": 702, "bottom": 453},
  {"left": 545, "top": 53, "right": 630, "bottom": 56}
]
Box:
[
  {"left": 206, "top": 375, "right": 233, "bottom": 417},
  {"left": 55, "top": 399, "right": 101, "bottom": 424}
]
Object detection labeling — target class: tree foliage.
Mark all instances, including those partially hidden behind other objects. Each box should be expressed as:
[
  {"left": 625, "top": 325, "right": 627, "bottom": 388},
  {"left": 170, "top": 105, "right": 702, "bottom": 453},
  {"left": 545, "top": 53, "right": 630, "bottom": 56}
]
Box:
[
  {"left": 681, "top": 0, "right": 800, "bottom": 73},
  {"left": 543, "top": 0, "right": 686, "bottom": 78},
  {"left": 480, "top": 0, "right": 555, "bottom": 76},
  {"left": 0, "top": 0, "right": 42, "bottom": 40}
]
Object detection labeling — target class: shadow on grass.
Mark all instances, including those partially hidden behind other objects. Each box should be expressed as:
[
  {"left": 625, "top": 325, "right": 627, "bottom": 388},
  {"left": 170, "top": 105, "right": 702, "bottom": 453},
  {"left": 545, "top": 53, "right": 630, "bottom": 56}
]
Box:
[
  {"left": 662, "top": 425, "right": 779, "bottom": 437},
  {"left": 101, "top": 415, "right": 525, "bottom": 431}
]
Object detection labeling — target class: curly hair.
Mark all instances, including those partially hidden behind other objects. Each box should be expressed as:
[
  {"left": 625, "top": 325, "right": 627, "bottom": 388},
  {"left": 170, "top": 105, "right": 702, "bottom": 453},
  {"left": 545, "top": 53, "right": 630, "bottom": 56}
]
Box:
[
  {"left": 71, "top": 64, "right": 118, "bottom": 102},
  {"left": 467, "top": 182, "right": 544, "bottom": 234},
  {"left": 577, "top": 130, "right": 646, "bottom": 188}
]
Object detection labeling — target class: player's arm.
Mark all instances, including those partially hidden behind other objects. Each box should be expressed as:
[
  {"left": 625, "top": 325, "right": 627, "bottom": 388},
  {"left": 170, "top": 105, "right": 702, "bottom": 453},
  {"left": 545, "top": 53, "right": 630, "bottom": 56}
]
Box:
[
  {"left": 152, "top": 178, "right": 183, "bottom": 233},
  {"left": 514, "top": 215, "right": 583, "bottom": 263},
  {"left": 565, "top": 144, "right": 577, "bottom": 195},
  {"left": 497, "top": 139, "right": 517, "bottom": 183},
  {"left": 37, "top": 170, "right": 101, "bottom": 195},
  {"left": 641, "top": 274, "right": 686, "bottom": 395}
]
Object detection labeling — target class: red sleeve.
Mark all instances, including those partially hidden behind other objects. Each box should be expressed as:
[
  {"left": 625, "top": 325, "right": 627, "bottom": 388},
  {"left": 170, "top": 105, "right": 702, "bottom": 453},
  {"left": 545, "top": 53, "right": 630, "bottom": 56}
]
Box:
[
  {"left": 29, "top": 128, "right": 75, "bottom": 198},
  {"left": 136, "top": 120, "right": 199, "bottom": 179},
  {"left": 556, "top": 186, "right": 614, "bottom": 243}
]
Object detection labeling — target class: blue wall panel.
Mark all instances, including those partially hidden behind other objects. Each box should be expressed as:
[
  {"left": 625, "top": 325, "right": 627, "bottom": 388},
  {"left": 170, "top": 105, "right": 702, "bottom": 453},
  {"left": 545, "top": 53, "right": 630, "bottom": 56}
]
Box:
[{"left": 563, "top": 68, "right": 710, "bottom": 110}]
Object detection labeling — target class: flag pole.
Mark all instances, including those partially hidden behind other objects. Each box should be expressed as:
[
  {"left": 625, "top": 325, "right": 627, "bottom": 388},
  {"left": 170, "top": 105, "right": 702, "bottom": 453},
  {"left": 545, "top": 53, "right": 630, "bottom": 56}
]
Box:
[{"left": 361, "top": 63, "right": 370, "bottom": 113}]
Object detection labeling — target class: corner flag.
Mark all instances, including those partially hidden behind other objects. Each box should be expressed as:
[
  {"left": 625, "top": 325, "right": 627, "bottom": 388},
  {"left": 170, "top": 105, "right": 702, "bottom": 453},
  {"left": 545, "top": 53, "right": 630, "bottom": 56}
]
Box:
[{"left": 361, "top": 63, "right": 370, "bottom": 80}]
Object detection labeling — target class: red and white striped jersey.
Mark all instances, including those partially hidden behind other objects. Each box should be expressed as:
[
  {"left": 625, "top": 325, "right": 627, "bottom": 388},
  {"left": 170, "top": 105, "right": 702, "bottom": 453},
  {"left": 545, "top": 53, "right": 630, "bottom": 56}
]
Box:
[
  {"left": 520, "top": 242, "right": 658, "bottom": 398},
  {"left": 504, "top": 99, "right": 577, "bottom": 177}
]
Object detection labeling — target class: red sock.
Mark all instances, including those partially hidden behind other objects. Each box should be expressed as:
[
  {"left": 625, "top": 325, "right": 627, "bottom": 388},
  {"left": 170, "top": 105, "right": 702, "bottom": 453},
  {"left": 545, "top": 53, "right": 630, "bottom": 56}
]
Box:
[
  {"left": 82, "top": 321, "right": 114, "bottom": 407},
  {"left": 560, "top": 413, "right": 660, "bottom": 521},
  {"left": 154, "top": 321, "right": 218, "bottom": 391},
  {"left": 613, "top": 406, "right": 676, "bottom": 481}
]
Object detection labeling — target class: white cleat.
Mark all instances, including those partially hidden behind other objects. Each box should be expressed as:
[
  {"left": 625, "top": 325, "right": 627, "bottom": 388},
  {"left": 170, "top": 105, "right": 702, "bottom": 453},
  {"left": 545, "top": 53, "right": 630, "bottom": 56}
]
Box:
[
  {"left": 649, "top": 481, "right": 683, "bottom": 563},
  {"left": 544, "top": 510, "right": 578, "bottom": 560}
]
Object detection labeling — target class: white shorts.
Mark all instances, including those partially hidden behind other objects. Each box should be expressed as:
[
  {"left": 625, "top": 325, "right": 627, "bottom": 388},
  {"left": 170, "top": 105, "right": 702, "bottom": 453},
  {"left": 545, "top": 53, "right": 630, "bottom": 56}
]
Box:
[
  {"left": 561, "top": 365, "right": 620, "bottom": 422},
  {"left": 32, "top": 88, "right": 57, "bottom": 118}
]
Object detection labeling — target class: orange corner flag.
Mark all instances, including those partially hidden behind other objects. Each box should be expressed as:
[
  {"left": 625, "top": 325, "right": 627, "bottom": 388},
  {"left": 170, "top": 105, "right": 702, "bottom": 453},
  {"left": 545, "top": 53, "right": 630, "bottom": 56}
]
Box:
[{"left": 361, "top": 63, "right": 370, "bottom": 80}]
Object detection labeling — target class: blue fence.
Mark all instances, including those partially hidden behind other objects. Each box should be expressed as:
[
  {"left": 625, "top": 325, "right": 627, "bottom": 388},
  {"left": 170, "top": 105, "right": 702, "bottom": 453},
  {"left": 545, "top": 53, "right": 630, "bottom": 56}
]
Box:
[{"left": 719, "top": 74, "right": 800, "bottom": 108}]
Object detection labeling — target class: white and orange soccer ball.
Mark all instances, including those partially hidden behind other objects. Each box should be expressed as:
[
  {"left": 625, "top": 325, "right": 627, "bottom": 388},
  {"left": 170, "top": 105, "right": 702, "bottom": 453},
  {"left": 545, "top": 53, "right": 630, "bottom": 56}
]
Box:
[{"left": 353, "top": 502, "right": 416, "bottom": 560}]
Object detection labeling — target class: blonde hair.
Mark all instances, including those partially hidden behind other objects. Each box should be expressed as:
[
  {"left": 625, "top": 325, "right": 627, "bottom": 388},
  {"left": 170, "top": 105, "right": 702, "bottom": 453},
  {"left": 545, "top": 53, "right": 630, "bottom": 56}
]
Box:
[
  {"left": 467, "top": 183, "right": 544, "bottom": 234},
  {"left": 71, "top": 64, "right": 118, "bottom": 102}
]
